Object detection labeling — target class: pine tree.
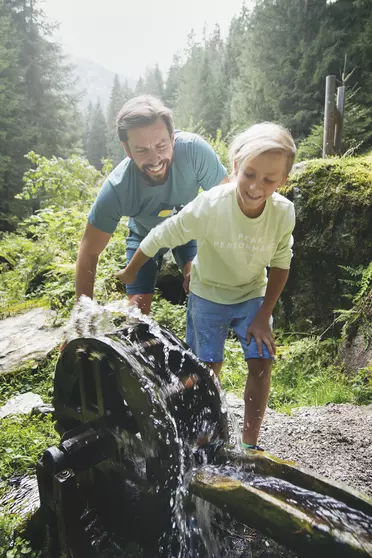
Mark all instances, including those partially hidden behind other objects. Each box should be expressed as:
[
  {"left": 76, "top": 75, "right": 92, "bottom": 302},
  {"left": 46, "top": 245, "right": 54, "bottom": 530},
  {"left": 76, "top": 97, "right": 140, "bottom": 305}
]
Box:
[
  {"left": 83, "top": 101, "right": 93, "bottom": 157},
  {"left": 135, "top": 76, "right": 145, "bottom": 95},
  {"left": 87, "top": 101, "right": 107, "bottom": 170},
  {"left": 106, "top": 75, "right": 125, "bottom": 165},
  {"left": 230, "top": 0, "right": 341, "bottom": 139},
  {"left": 164, "top": 55, "right": 181, "bottom": 108},
  {"left": 0, "top": 0, "right": 82, "bottom": 230},
  {"left": 143, "top": 64, "right": 164, "bottom": 100}
]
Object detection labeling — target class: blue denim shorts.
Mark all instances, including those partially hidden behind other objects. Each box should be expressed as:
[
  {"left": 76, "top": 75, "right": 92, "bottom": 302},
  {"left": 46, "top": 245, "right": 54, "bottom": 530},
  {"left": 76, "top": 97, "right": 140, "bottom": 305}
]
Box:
[
  {"left": 186, "top": 293, "right": 274, "bottom": 362},
  {"left": 125, "top": 231, "right": 197, "bottom": 295}
]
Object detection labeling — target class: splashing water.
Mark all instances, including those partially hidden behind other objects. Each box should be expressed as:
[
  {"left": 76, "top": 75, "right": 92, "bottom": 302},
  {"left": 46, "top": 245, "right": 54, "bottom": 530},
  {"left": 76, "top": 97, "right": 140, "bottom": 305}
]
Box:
[{"left": 54, "top": 297, "right": 372, "bottom": 558}]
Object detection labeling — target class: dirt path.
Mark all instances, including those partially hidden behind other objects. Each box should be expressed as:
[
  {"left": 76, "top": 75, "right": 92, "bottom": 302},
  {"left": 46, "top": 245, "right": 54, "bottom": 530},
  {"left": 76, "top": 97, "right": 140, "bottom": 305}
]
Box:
[{"left": 226, "top": 394, "right": 372, "bottom": 497}]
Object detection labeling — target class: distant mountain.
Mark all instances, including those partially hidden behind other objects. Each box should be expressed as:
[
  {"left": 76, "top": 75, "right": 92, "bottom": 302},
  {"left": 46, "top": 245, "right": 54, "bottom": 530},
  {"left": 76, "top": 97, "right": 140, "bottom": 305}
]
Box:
[{"left": 69, "top": 56, "right": 136, "bottom": 112}]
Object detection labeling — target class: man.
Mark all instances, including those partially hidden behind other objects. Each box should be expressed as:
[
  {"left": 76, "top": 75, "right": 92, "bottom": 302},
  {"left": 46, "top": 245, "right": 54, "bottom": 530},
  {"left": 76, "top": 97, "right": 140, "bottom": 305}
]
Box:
[{"left": 76, "top": 95, "right": 228, "bottom": 314}]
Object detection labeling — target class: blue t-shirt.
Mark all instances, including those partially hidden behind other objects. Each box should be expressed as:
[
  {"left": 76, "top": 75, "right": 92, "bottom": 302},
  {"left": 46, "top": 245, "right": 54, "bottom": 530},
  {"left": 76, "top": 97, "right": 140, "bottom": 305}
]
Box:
[{"left": 88, "top": 131, "right": 227, "bottom": 238}]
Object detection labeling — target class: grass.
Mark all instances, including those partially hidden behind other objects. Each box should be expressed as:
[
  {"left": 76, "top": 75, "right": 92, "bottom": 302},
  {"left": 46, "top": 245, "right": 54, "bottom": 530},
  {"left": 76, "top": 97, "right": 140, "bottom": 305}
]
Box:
[
  {"left": 0, "top": 354, "right": 58, "bottom": 557},
  {"left": 0, "top": 414, "right": 59, "bottom": 481},
  {"left": 0, "top": 352, "right": 58, "bottom": 407},
  {"left": 220, "top": 335, "right": 371, "bottom": 413}
]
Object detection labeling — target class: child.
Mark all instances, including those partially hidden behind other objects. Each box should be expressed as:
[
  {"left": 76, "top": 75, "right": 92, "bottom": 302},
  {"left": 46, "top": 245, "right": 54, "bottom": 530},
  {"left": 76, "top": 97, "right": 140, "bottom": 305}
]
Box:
[{"left": 116, "top": 122, "right": 296, "bottom": 450}]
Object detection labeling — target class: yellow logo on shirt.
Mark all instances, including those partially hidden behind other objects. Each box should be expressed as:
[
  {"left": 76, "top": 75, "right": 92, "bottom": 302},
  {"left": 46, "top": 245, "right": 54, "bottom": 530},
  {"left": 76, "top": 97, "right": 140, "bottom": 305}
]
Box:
[{"left": 158, "top": 209, "right": 174, "bottom": 218}]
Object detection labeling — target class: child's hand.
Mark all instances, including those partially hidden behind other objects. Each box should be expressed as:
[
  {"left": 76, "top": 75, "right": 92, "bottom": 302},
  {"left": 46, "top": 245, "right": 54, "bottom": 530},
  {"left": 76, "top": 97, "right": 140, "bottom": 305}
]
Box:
[
  {"left": 246, "top": 314, "right": 275, "bottom": 358},
  {"left": 115, "top": 267, "right": 136, "bottom": 285}
]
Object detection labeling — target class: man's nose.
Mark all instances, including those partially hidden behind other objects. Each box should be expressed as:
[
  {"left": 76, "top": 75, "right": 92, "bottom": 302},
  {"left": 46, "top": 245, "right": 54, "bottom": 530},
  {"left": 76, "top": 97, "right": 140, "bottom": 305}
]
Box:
[{"left": 146, "top": 149, "right": 161, "bottom": 165}]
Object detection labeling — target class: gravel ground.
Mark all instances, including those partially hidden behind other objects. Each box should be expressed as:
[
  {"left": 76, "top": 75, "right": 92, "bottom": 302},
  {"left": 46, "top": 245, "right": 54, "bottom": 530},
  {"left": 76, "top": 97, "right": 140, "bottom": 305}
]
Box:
[{"left": 226, "top": 393, "right": 372, "bottom": 497}]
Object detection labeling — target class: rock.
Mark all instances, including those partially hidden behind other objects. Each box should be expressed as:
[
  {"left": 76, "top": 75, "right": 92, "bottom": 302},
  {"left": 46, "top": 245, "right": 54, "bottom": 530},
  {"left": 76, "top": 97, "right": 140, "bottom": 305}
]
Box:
[
  {"left": 30, "top": 404, "right": 55, "bottom": 418},
  {"left": 0, "top": 308, "right": 64, "bottom": 374},
  {"left": 0, "top": 475, "right": 39, "bottom": 517},
  {"left": 338, "top": 332, "right": 372, "bottom": 375},
  {"left": 0, "top": 392, "right": 43, "bottom": 418}
]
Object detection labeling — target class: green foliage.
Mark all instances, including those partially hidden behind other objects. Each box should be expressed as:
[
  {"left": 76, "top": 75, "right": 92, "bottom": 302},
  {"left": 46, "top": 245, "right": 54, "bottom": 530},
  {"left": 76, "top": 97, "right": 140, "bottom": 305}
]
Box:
[
  {"left": 0, "top": 514, "right": 40, "bottom": 558},
  {"left": 219, "top": 335, "right": 369, "bottom": 412},
  {"left": 106, "top": 75, "right": 132, "bottom": 166},
  {"left": 279, "top": 155, "right": 372, "bottom": 330},
  {"left": 350, "top": 366, "right": 372, "bottom": 405},
  {"left": 269, "top": 338, "right": 355, "bottom": 412},
  {"left": 0, "top": 352, "right": 58, "bottom": 407},
  {"left": 85, "top": 101, "right": 108, "bottom": 171},
  {"left": 0, "top": 0, "right": 82, "bottom": 230},
  {"left": 0, "top": 207, "right": 85, "bottom": 315},
  {"left": 0, "top": 153, "right": 128, "bottom": 318},
  {"left": 220, "top": 339, "right": 248, "bottom": 394},
  {"left": 16, "top": 152, "right": 102, "bottom": 209},
  {"left": 0, "top": 413, "right": 59, "bottom": 480},
  {"left": 335, "top": 261, "right": 372, "bottom": 343},
  {"left": 151, "top": 297, "right": 187, "bottom": 339},
  {"left": 296, "top": 96, "right": 372, "bottom": 160},
  {"left": 206, "top": 130, "right": 230, "bottom": 171}
]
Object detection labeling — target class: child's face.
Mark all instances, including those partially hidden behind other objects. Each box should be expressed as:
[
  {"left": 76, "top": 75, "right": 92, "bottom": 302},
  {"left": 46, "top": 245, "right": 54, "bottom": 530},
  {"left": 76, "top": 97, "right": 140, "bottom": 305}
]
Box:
[{"left": 234, "top": 151, "right": 287, "bottom": 218}]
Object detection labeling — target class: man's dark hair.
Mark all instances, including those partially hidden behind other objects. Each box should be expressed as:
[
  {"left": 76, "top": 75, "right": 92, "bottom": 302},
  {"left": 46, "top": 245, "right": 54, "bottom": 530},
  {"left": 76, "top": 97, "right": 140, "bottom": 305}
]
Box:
[{"left": 116, "top": 95, "right": 174, "bottom": 143}]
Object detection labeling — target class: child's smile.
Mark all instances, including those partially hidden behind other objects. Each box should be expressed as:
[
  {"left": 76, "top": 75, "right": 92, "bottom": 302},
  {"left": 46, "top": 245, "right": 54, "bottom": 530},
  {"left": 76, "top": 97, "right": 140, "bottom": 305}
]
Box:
[{"left": 235, "top": 150, "right": 288, "bottom": 218}]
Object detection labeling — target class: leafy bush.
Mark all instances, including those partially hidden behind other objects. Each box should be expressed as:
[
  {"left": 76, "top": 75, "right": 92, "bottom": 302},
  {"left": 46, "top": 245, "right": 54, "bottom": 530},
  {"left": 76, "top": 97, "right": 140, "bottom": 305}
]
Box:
[
  {"left": 335, "top": 261, "right": 372, "bottom": 344},
  {"left": 16, "top": 152, "right": 102, "bottom": 209},
  {"left": 151, "top": 296, "right": 187, "bottom": 339},
  {"left": 0, "top": 153, "right": 129, "bottom": 318}
]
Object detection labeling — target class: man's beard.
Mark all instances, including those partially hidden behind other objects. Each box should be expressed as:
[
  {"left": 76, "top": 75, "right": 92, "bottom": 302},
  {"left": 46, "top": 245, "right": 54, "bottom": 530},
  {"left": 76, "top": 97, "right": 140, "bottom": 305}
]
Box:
[{"left": 138, "top": 157, "right": 173, "bottom": 186}]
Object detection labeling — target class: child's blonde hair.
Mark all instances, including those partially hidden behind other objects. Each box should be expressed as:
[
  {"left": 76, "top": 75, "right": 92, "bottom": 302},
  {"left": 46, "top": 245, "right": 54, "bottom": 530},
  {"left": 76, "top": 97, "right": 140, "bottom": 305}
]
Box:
[{"left": 229, "top": 122, "right": 296, "bottom": 176}]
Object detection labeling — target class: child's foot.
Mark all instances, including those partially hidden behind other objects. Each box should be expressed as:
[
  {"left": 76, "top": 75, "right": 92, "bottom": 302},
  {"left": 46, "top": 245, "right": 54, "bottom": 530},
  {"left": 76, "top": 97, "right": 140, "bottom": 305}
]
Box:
[{"left": 241, "top": 442, "right": 264, "bottom": 451}]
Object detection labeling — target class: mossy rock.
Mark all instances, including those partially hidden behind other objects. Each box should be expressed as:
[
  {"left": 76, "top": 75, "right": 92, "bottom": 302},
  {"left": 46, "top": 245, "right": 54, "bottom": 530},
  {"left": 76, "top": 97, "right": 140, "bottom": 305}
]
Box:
[{"left": 277, "top": 156, "right": 372, "bottom": 331}]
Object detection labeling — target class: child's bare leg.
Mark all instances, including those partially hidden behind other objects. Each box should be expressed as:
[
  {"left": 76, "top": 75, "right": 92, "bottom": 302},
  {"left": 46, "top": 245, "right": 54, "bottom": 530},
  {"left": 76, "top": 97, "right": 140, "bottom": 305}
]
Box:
[
  {"left": 207, "top": 362, "right": 223, "bottom": 377},
  {"left": 243, "top": 359, "right": 272, "bottom": 446}
]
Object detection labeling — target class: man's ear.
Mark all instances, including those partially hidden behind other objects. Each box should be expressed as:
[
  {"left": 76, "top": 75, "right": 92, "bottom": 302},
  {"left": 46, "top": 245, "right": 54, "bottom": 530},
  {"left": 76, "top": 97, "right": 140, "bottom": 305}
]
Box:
[
  {"left": 122, "top": 142, "right": 131, "bottom": 158},
  {"left": 232, "top": 159, "right": 238, "bottom": 177}
]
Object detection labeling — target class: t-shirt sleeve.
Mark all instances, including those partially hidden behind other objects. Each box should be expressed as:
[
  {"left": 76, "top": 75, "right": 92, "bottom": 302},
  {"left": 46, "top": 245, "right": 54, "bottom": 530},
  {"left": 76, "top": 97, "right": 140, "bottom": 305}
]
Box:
[
  {"left": 270, "top": 206, "right": 296, "bottom": 270},
  {"left": 88, "top": 179, "right": 122, "bottom": 234},
  {"left": 140, "top": 193, "right": 208, "bottom": 257},
  {"left": 190, "top": 135, "right": 227, "bottom": 190}
]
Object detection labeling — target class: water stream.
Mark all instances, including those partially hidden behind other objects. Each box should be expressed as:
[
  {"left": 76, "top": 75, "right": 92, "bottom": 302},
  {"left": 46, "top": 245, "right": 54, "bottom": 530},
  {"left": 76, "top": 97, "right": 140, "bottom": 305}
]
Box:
[{"left": 50, "top": 296, "right": 372, "bottom": 558}]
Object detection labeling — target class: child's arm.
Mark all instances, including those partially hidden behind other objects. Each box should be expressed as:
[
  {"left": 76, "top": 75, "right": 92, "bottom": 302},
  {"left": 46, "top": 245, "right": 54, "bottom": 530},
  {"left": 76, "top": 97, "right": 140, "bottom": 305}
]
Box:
[
  {"left": 246, "top": 267, "right": 289, "bottom": 357},
  {"left": 116, "top": 194, "right": 207, "bottom": 284},
  {"left": 115, "top": 248, "right": 150, "bottom": 285},
  {"left": 247, "top": 206, "right": 295, "bottom": 357}
]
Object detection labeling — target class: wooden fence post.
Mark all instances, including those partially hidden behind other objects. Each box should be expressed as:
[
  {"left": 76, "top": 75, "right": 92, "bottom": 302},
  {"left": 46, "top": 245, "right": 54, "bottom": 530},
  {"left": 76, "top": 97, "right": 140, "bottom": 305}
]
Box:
[
  {"left": 323, "top": 75, "right": 336, "bottom": 157},
  {"left": 334, "top": 85, "right": 345, "bottom": 153}
]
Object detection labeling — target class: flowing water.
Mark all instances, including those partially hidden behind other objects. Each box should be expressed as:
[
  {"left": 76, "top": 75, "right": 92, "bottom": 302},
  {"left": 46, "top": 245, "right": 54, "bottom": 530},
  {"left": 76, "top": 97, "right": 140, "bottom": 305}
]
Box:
[{"left": 52, "top": 297, "right": 372, "bottom": 558}]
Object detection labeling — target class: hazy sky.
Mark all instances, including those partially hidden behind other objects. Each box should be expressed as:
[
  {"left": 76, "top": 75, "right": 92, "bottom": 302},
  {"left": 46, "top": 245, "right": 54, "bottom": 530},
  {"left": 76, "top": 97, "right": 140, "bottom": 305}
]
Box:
[{"left": 41, "top": 0, "right": 251, "bottom": 80}]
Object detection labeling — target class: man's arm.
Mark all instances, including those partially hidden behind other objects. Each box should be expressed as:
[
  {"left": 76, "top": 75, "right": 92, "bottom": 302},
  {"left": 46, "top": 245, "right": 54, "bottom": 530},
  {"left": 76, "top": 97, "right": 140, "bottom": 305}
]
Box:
[
  {"left": 246, "top": 267, "right": 290, "bottom": 357},
  {"left": 76, "top": 223, "right": 112, "bottom": 300}
]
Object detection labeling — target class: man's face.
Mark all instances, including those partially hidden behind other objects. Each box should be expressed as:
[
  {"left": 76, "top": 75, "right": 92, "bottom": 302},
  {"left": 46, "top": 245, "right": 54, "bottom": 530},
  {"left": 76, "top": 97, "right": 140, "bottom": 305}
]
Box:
[{"left": 124, "top": 118, "right": 174, "bottom": 185}]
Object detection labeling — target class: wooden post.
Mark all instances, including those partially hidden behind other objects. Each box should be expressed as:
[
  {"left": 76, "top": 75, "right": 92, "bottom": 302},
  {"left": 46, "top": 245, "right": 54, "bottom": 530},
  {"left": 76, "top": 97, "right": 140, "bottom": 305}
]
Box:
[
  {"left": 334, "top": 85, "right": 345, "bottom": 153},
  {"left": 323, "top": 75, "right": 336, "bottom": 157}
]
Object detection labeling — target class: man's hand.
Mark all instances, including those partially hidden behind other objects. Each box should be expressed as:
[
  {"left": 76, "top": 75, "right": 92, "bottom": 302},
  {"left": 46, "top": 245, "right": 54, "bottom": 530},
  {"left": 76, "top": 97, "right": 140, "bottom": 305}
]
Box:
[
  {"left": 183, "top": 261, "right": 192, "bottom": 294},
  {"left": 246, "top": 310, "right": 275, "bottom": 358},
  {"left": 116, "top": 267, "right": 137, "bottom": 285}
]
